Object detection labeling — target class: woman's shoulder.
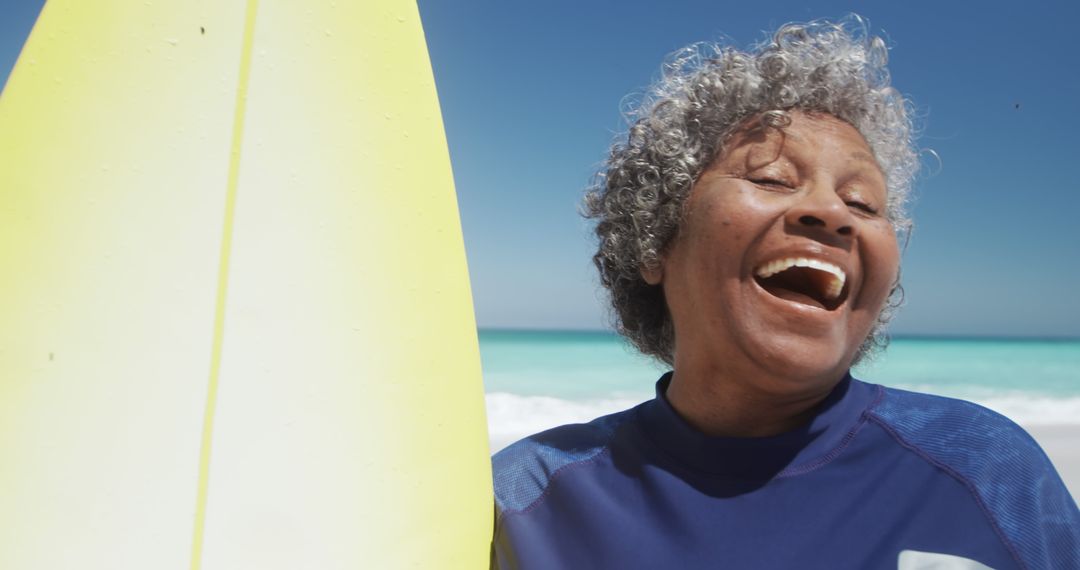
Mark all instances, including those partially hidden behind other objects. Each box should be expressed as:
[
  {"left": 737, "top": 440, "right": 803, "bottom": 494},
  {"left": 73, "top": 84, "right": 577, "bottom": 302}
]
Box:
[
  {"left": 866, "top": 384, "right": 1078, "bottom": 567},
  {"left": 865, "top": 384, "right": 1054, "bottom": 475},
  {"left": 868, "top": 384, "right": 1040, "bottom": 456},
  {"left": 491, "top": 405, "right": 640, "bottom": 515}
]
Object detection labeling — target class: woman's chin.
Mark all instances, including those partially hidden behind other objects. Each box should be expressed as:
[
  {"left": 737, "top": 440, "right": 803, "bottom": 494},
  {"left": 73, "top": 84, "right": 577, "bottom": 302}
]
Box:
[{"left": 740, "top": 333, "right": 857, "bottom": 396}]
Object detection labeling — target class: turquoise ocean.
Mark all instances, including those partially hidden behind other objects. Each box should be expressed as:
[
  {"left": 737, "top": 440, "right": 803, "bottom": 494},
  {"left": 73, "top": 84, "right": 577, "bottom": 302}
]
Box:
[{"left": 479, "top": 330, "right": 1080, "bottom": 452}]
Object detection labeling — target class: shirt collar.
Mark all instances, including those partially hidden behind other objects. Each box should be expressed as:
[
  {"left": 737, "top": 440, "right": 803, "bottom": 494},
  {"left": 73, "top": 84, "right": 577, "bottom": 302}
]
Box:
[{"left": 636, "top": 371, "right": 880, "bottom": 479}]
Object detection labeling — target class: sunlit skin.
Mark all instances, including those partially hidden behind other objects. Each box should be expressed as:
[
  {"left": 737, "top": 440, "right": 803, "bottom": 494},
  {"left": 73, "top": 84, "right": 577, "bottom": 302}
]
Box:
[{"left": 642, "top": 111, "right": 900, "bottom": 437}]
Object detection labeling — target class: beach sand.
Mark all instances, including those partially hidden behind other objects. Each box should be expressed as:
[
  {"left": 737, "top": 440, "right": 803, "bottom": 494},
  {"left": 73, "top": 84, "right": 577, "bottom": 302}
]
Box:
[{"left": 1025, "top": 424, "right": 1080, "bottom": 500}]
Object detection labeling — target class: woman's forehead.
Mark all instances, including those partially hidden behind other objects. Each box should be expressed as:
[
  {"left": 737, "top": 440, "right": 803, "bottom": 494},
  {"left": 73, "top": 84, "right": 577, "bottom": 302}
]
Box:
[{"left": 717, "top": 111, "right": 883, "bottom": 175}]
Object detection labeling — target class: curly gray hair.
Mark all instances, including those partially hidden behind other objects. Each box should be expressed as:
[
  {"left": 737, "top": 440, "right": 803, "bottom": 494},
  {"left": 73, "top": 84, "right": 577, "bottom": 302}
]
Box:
[{"left": 583, "top": 16, "right": 918, "bottom": 365}]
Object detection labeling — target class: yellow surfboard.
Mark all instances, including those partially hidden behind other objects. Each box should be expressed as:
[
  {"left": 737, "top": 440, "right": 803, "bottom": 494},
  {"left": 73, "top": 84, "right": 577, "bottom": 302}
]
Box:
[{"left": 0, "top": 1, "right": 492, "bottom": 568}]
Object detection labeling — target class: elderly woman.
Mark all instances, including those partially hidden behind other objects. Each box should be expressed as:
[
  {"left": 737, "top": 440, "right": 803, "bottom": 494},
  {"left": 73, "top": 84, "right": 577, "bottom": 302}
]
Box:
[{"left": 490, "top": 18, "right": 1079, "bottom": 569}]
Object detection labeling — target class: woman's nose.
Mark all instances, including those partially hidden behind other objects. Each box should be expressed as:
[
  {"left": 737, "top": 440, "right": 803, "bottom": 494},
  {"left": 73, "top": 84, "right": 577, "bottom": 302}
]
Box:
[{"left": 785, "top": 186, "right": 854, "bottom": 237}]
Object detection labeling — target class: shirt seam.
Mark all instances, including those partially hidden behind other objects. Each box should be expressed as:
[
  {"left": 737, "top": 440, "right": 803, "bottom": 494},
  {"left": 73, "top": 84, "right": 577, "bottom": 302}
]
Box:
[
  {"left": 865, "top": 411, "right": 1027, "bottom": 570},
  {"left": 776, "top": 383, "right": 885, "bottom": 478},
  {"left": 497, "top": 445, "right": 614, "bottom": 523}
]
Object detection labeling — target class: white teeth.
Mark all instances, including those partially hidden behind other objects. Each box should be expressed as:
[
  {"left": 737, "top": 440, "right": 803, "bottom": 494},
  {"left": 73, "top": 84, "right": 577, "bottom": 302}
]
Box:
[{"left": 754, "top": 257, "right": 847, "bottom": 300}]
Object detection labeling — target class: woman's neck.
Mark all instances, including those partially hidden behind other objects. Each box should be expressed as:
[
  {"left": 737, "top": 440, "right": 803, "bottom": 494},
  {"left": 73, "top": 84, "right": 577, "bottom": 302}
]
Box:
[{"left": 664, "top": 364, "right": 841, "bottom": 438}]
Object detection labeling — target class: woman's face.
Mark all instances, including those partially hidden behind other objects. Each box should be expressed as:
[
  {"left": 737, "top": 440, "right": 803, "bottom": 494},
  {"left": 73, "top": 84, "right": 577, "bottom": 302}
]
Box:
[{"left": 644, "top": 111, "right": 899, "bottom": 396}]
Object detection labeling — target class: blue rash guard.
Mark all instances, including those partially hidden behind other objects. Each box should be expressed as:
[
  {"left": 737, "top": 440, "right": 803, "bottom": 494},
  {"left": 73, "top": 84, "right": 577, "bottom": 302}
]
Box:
[{"left": 491, "top": 374, "right": 1080, "bottom": 569}]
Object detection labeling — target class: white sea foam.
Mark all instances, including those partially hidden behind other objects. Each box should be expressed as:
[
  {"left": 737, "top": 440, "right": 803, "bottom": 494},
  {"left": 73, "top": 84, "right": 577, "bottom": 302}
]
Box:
[
  {"left": 939, "top": 394, "right": 1080, "bottom": 426},
  {"left": 486, "top": 392, "right": 644, "bottom": 453},
  {"left": 485, "top": 390, "right": 1080, "bottom": 454},
  {"left": 891, "top": 383, "right": 1080, "bottom": 425}
]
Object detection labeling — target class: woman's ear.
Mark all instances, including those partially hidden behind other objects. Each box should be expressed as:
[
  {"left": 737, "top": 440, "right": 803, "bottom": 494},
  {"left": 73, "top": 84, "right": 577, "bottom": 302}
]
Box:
[{"left": 640, "top": 263, "right": 663, "bottom": 285}]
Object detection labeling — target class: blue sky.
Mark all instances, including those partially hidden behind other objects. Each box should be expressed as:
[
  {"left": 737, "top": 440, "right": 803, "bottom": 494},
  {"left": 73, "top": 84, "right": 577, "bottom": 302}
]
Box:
[{"left": 4, "top": 0, "right": 1078, "bottom": 337}]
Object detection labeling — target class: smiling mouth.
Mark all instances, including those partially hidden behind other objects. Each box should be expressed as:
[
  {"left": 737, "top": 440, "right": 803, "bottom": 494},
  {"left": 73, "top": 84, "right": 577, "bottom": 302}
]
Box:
[{"left": 754, "top": 257, "right": 848, "bottom": 310}]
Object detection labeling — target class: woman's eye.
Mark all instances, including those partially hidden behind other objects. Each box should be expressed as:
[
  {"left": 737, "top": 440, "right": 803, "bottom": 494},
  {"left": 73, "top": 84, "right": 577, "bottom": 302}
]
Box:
[
  {"left": 749, "top": 178, "right": 794, "bottom": 189},
  {"left": 846, "top": 200, "right": 879, "bottom": 215}
]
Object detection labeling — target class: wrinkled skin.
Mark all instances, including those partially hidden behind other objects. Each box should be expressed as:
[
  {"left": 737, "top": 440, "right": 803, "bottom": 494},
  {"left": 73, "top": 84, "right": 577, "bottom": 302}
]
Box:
[{"left": 643, "top": 111, "right": 900, "bottom": 437}]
